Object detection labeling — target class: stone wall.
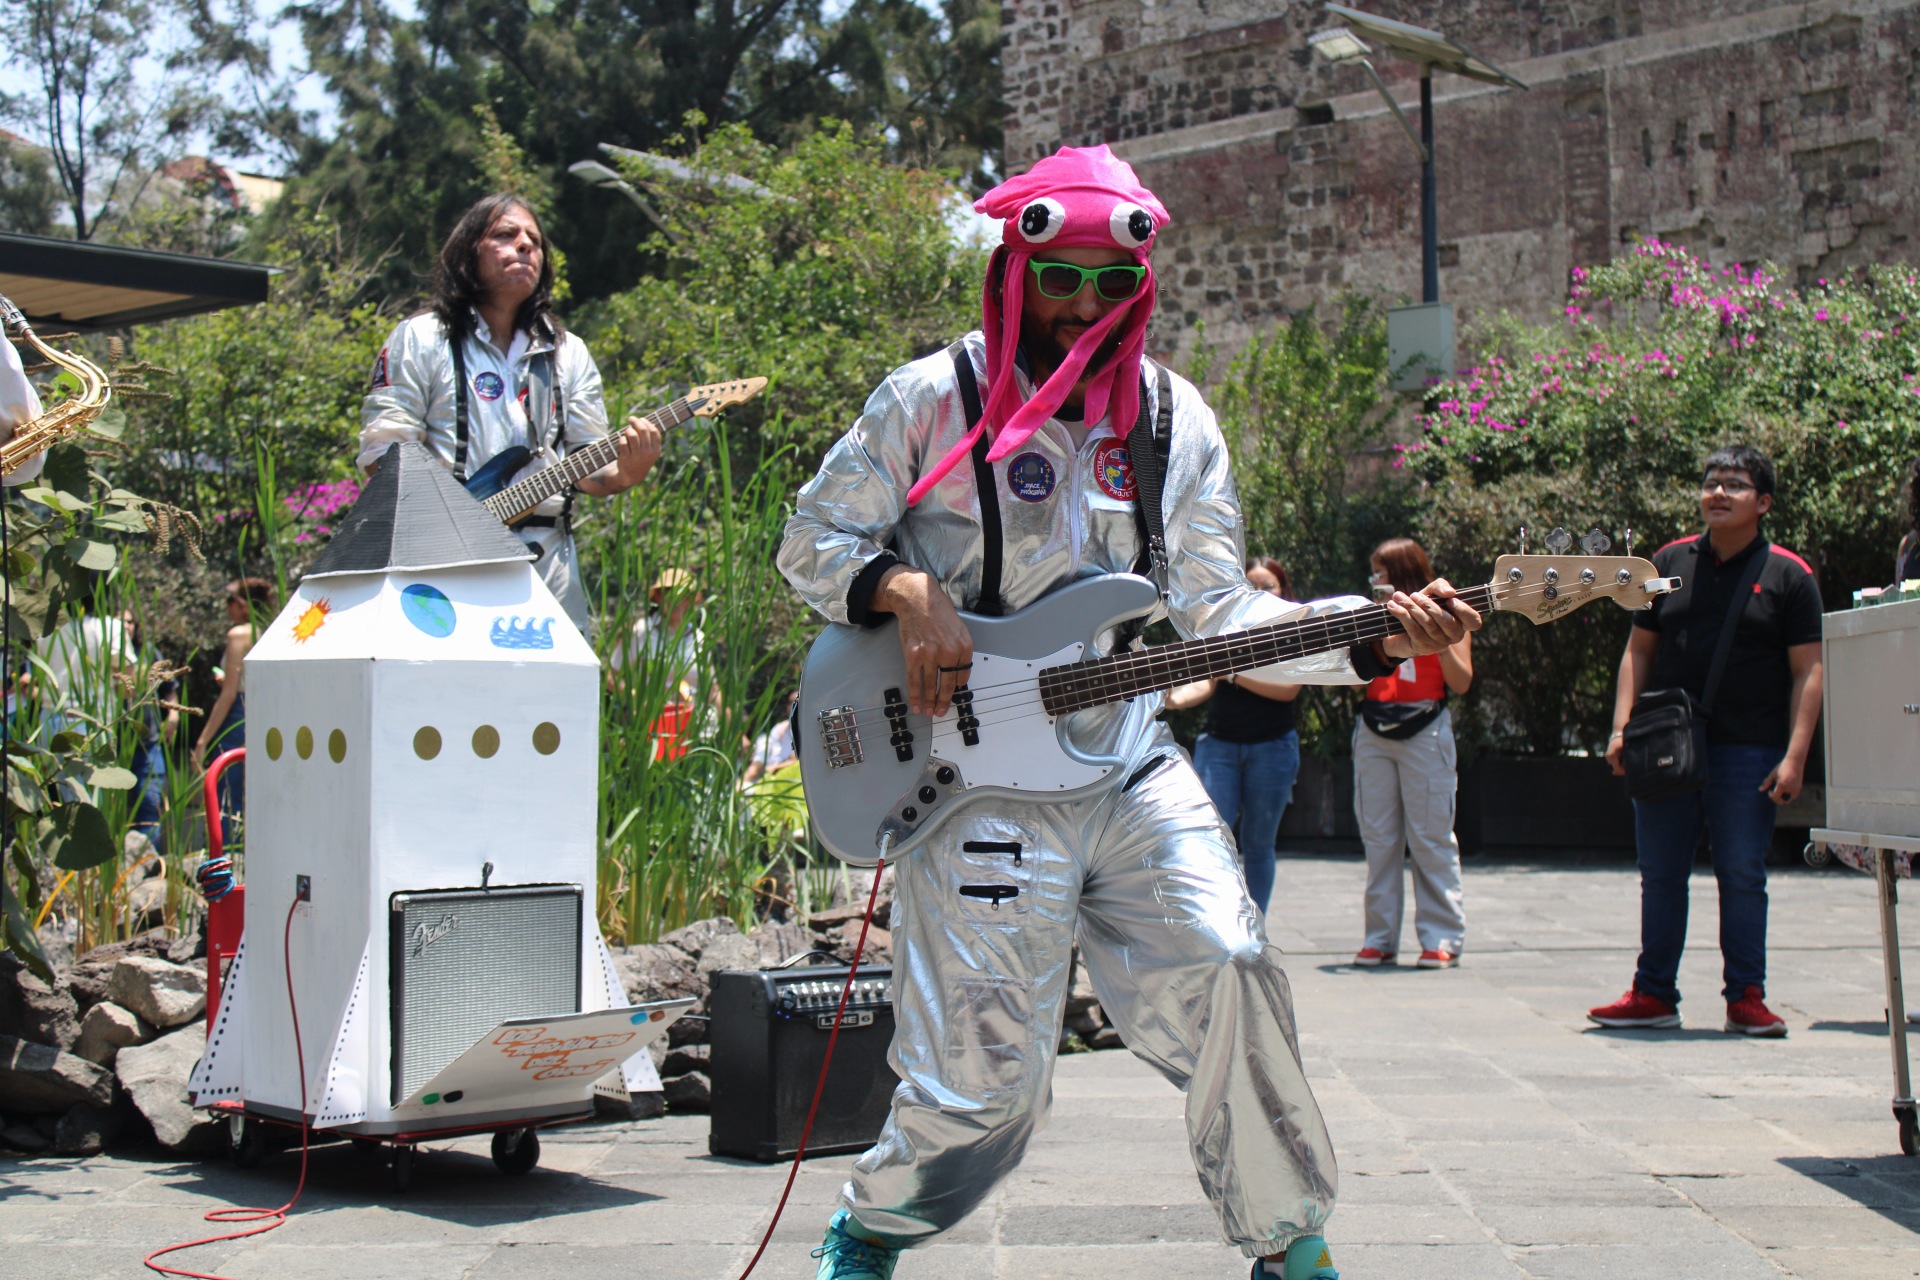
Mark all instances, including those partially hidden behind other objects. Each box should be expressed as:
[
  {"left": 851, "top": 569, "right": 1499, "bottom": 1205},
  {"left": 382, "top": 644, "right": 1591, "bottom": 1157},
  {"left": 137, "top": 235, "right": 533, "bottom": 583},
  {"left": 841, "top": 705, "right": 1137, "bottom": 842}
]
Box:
[{"left": 1003, "top": 0, "right": 1920, "bottom": 362}]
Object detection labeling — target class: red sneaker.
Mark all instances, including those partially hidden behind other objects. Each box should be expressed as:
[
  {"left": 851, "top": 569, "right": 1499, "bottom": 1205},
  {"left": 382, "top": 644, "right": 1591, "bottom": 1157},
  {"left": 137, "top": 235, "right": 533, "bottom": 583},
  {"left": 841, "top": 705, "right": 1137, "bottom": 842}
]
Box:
[
  {"left": 1725, "top": 986, "right": 1787, "bottom": 1037},
  {"left": 1587, "top": 986, "right": 1681, "bottom": 1028},
  {"left": 1352, "top": 948, "right": 1395, "bottom": 966},
  {"left": 1417, "top": 947, "right": 1458, "bottom": 969}
]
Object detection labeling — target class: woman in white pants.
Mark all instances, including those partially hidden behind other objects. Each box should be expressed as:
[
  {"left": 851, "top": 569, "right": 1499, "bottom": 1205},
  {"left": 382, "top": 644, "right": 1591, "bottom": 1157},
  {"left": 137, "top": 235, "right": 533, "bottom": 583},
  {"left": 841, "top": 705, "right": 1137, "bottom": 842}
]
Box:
[{"left": 1352, "top": 538, "right": 1473, "bottom": 968}]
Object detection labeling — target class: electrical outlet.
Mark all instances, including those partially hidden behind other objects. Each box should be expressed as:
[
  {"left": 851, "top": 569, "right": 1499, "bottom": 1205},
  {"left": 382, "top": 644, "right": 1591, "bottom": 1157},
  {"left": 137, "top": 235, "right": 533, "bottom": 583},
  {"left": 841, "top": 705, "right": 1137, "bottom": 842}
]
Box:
[{"left": 296, "top": 875, "right": 312, "bottom": 902}]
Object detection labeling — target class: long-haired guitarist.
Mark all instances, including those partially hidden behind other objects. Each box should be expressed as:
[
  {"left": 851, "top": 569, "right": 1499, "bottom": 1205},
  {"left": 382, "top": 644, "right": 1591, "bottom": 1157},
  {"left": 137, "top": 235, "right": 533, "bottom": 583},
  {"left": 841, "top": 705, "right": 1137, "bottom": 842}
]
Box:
[
  {"left": 779, "top": 146, "right": 1479, "bottom": 1280},
  {"left": 358, "top": 193, "right": 662, "bottom": 630}
]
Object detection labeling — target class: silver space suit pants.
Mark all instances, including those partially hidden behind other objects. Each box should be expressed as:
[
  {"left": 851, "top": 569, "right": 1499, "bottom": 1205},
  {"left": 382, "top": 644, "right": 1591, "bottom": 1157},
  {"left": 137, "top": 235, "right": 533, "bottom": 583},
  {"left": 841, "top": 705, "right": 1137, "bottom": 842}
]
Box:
[{"left": 844, "top": 753, "right": 1338, "bottom": 1258}]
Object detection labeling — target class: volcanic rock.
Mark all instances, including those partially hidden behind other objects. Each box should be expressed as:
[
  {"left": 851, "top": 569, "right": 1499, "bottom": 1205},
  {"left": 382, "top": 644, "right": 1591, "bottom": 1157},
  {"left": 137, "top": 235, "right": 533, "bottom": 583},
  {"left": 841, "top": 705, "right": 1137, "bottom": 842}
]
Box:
[{"left": 107, "top": 956, "right": 206, "bottom": 1029}]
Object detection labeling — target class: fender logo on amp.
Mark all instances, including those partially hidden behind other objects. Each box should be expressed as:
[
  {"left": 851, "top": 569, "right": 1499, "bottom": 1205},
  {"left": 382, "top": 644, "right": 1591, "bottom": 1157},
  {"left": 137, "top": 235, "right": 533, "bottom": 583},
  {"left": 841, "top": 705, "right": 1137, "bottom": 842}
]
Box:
[{"left": 410, "top": 913, "right": 459, "bottom": 957}]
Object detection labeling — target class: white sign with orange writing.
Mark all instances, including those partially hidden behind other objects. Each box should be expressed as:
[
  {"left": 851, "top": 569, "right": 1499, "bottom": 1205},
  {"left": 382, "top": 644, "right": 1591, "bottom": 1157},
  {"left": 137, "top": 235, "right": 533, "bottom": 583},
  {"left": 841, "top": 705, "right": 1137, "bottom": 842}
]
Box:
[{"left": 396, "top": 999, "right": 695, "bottom": 1113}]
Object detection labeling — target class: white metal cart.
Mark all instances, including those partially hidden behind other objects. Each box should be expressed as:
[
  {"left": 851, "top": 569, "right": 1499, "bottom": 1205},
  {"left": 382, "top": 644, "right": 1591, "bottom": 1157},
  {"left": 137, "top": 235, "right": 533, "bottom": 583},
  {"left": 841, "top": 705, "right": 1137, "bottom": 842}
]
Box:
[{"left": 1811, "top": 597, "right": 1920, "bottom": 1156}]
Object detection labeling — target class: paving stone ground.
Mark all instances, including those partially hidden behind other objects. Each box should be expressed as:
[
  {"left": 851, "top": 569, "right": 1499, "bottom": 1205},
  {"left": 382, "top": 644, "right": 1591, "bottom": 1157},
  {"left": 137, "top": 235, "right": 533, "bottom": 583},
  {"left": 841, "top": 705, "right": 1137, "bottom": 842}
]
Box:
[{"left": 4, "top": 854, "right": 1918, "bottom": 1279}]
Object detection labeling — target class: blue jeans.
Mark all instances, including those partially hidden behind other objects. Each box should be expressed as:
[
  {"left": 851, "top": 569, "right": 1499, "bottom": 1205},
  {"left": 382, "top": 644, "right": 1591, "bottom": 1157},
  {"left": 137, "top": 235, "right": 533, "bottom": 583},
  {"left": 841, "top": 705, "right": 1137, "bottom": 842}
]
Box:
[
  {"left": 1192, "top": 729, "right": 1299, "bottom": 914},
  {"left": 209, "top": 695, "right": 245, "bottom": 848},
  {"left": 129, "top": 739, "right": 166, "bottom": 852},
  {"left": 1632, "top": 742, "right": 1780, "bottom": 1006}
]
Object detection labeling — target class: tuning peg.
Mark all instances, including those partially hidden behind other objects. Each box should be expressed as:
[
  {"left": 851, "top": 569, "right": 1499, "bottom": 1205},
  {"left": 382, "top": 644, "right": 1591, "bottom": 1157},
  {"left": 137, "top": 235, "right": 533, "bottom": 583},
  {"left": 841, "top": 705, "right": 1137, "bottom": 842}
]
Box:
[
  {"left": 1580, "top": 527, "right": 1612, "bottom": 555},
  {"left": 1625, "top": 526, "right": 1634, "bottom": 559},
  {"left": 1544, "top": 526, "right": 1573, "bottom": 554}
]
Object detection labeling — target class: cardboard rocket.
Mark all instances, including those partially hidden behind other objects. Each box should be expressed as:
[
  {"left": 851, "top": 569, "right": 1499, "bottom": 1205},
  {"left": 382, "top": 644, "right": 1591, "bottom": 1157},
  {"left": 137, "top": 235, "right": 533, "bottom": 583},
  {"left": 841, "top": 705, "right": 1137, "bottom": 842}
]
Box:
[{"left": 191, "top": 443, "right": 672, "bottom": 1134}]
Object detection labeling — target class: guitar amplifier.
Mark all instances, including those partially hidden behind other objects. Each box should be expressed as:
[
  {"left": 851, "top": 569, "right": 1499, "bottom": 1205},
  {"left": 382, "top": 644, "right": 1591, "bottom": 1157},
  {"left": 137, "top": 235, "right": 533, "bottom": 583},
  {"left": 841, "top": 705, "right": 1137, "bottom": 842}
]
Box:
[
  {"left": 708, "top": 965, "right": 898, "bottom": 1162},
  {"left": 388, "top": 884, "right": 584, "bottom": 1104}
]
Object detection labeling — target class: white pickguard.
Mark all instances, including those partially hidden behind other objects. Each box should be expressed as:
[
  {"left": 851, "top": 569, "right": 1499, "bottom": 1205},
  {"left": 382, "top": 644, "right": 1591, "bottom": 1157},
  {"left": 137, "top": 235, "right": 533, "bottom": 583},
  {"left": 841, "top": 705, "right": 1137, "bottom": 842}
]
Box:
[{"left": 925, "top": 643, "right": 1111, "bottom": 793}]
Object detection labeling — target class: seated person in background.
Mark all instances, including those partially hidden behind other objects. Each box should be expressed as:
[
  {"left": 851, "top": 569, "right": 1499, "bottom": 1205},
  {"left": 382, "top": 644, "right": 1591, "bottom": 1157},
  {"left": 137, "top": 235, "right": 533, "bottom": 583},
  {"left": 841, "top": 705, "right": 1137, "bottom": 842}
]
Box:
[{"left": 742, "top": 690, "right": 799, "bottom": 786}]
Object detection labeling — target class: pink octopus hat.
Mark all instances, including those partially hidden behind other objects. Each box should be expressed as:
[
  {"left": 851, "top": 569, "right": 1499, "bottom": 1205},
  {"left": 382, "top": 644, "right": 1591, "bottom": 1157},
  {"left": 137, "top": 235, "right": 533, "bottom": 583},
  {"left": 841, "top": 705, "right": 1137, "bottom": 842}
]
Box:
[{"left": 907, "top": 145, "right": 1169, "bottom": 506}]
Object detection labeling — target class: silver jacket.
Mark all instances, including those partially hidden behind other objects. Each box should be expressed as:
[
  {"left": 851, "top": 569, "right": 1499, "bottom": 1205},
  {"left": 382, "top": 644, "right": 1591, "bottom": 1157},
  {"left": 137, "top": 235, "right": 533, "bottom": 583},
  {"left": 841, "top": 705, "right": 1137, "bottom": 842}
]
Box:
[
  {"left": 780, "top": 331, "right": 1369, "bottom": 764},
  {"left": 358, "top": 311, "right": 613, "bottom": 627}
]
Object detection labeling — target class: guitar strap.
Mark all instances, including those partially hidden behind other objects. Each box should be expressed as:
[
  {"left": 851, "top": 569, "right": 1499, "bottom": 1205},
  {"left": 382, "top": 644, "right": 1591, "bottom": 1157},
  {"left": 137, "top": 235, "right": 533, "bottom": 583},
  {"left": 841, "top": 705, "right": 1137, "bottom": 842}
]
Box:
[
  {"left": 1127, "top": 364, "right": 1174, "bottom": 596},
  {"left": 449, "top": 338, "right": 471, "bottom": 481},
  {"left": 950, "top": 343, "right": 1005, "bottom": 617}
]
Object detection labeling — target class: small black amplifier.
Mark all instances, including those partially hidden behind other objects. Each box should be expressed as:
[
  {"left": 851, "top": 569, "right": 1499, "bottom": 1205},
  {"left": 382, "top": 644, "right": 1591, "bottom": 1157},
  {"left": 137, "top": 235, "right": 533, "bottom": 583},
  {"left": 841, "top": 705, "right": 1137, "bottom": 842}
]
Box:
[{"left": 708, "top": 965, "right": 898, "bottom": 1163}]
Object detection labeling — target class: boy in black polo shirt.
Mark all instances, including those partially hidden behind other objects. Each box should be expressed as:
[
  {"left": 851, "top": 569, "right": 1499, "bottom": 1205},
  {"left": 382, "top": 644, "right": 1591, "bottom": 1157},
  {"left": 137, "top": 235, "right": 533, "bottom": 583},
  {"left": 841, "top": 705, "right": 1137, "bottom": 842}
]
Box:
[{"left": 1591, "top": 444, "right": 1825, "bottom": 1036}]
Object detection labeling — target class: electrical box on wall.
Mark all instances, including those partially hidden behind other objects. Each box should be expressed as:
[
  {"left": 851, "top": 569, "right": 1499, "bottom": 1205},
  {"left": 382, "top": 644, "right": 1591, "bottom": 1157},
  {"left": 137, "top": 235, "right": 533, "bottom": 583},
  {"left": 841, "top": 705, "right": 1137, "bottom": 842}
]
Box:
[{"left": 1388, "top": 301, "right": 1454, "bottom": 392}]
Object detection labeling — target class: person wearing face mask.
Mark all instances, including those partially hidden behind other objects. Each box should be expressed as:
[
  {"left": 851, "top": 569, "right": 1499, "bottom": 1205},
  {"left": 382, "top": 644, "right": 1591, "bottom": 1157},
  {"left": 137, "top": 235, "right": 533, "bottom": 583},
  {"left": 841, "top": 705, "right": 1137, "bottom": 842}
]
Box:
[
  {"left": 1166, "top": 556, "right": 1303, "bottom": 915},
  {"left": 358, "top": 194, "right": 663, "bottom": 633},
  {"left": 1351, "top": 538, "right": 1473, "bottom": 970}
]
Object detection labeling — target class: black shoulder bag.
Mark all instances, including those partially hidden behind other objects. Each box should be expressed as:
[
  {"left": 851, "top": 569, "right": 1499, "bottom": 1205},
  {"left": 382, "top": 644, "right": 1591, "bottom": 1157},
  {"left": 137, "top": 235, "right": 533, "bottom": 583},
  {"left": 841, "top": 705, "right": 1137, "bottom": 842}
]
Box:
[{"left": 1620, "top": 544, "right": 1767, "bottom": 801}]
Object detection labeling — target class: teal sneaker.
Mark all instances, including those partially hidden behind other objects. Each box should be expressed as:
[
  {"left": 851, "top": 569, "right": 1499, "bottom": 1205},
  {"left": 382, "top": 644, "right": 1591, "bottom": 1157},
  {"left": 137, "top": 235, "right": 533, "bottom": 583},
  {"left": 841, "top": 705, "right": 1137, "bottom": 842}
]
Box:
[
  {"left": 1250, "top": 1234, "right": 1338, "bottom": 1280},
  {"left": 812, "top": 1208, "right": 901, "bottom": 1280}
]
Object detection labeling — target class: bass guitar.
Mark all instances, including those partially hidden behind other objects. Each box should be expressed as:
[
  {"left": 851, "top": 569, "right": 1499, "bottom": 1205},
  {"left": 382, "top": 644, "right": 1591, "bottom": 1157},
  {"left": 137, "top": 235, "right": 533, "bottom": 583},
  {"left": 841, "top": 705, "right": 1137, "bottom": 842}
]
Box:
[
  {"left": 464, "top": 377, "right": 767, "bottom": 526},
  {"left": 797, "top": 549, "right": 1679, "bottom": 865}
]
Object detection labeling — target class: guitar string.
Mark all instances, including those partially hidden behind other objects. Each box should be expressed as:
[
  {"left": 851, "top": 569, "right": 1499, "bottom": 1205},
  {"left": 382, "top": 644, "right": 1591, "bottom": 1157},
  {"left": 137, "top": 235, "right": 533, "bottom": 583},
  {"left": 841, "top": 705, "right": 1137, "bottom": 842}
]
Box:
[
  {"left": 814, "top": 575, "right": 1613, "bottom": 727},
  {"left": 485, "top": 396, "right": 696, "bottom": 518},
  {"left": 817, "top": 580, "right": 1514, "bottom": 725}
]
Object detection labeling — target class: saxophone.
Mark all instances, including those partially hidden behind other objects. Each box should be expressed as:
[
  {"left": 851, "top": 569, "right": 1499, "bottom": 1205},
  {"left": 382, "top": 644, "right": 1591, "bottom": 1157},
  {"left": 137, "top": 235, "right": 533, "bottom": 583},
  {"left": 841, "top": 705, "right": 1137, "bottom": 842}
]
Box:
[{"left": 1, "top": 292, "right": 111, "bottom": 477}]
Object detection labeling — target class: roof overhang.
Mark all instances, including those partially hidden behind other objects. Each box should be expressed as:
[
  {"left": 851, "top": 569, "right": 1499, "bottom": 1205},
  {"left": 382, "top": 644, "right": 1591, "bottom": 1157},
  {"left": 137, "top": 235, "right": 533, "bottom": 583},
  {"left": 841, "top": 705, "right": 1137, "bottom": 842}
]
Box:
[{"left": 0, "top": 232, "right": 274, "bottom": 329}]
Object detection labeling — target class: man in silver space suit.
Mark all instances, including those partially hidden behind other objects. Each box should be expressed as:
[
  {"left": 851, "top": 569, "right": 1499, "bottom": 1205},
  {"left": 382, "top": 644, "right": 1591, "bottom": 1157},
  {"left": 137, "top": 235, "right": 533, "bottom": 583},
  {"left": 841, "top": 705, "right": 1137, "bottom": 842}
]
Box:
[
  {"left": 359, "top": 193, "right": 661, "bottom": 632},
  {"left": 778, "top": 146, "right": 1478, "bottom": 1280}
]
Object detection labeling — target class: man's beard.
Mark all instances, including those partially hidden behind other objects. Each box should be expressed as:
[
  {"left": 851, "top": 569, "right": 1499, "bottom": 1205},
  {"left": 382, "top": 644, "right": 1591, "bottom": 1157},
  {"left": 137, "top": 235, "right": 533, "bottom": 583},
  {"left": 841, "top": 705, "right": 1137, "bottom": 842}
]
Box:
[{"left": 1019, "top": 308, "right": 1128, "bottom": 383}]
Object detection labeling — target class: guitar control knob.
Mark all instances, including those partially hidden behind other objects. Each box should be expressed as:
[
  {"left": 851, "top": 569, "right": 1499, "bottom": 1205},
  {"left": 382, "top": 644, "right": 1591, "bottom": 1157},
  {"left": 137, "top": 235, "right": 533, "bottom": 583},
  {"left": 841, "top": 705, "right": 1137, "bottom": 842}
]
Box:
[
  {"left": 936, "top": 766, "right": 956, "bottom": 785},
  {"left": 918, "top": 786, "right": 937, "bottom": 804},
  {"left": 901, "top": 806, "right": 918, "bottom": 822}
]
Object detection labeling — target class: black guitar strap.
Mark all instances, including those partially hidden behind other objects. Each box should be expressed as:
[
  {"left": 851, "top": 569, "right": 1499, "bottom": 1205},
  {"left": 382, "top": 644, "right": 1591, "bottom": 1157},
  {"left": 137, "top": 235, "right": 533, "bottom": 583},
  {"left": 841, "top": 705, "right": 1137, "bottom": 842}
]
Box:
[
  {"left": 950, "top": 343, "right": 1004, "bottom": 617},
  {"left": 1128, "top": 364, "right": 1174, "bottom": 597},
  {"left": 449, "top": 338, "right": 471, "bottom": 481}
]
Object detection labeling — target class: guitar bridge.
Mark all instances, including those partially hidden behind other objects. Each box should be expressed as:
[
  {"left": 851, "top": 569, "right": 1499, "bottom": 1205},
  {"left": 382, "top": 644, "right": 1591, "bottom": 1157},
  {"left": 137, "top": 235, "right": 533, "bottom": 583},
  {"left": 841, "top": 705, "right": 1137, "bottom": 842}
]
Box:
[{"left": 818, "top": 706, "right": 864, "bottom": 768}]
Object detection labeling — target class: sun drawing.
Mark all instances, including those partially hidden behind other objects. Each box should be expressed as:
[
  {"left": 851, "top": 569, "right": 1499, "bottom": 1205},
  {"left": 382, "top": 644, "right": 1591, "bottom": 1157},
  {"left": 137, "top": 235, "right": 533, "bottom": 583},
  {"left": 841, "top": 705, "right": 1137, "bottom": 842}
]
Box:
[{"left": 291, "top": 597, "right": 332, "bottom": 643}]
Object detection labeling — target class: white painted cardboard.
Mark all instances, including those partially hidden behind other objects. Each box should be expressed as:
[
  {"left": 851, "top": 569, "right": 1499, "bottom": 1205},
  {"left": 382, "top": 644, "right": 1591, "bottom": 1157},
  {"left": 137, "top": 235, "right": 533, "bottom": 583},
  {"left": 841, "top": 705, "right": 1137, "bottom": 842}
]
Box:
[{"left": 209, "top": 558, "right": 635, "bottom": 1129}]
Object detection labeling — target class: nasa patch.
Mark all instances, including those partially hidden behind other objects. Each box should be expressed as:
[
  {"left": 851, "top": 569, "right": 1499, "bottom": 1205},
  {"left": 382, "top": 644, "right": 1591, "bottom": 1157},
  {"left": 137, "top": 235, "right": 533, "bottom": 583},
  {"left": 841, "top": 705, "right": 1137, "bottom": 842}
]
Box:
[
  {"left": 473, "top": 371, "right": 506, "bottom": 401},
  {"left": 1092, "top": 439, "right": 1136, "bottom": 501},
  {"left": 1007, "top": 452, "right": 1056, "bottom": 502},
  {"left": 370, "top": 347, "right": 389, "bottom": 389}
]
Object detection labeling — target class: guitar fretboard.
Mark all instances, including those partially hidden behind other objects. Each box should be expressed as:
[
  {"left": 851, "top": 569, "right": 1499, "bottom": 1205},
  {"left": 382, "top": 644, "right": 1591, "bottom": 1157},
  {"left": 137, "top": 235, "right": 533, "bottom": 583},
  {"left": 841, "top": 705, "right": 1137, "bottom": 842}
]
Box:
[
  {"left": 1036, "top": 583, "right": 1496, "bottom": 715},
  {"left": 482, "top": 395, "right": 697, "bottom": 521}
]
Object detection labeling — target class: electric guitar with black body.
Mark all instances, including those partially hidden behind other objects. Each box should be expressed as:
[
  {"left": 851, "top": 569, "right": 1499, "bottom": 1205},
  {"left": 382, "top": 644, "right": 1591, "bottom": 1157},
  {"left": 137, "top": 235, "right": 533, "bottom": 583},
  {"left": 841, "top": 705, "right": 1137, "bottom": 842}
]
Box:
[{"left": 463, "top": 377, "right": 767, "bottom": 527}]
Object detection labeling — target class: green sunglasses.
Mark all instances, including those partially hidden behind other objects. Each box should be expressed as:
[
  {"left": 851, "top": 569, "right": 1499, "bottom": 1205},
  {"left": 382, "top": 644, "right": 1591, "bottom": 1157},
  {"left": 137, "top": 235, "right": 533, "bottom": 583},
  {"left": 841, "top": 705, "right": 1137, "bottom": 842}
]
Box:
[{"left": 1027, "top": 259, "right": 1148, "bottom": 302}]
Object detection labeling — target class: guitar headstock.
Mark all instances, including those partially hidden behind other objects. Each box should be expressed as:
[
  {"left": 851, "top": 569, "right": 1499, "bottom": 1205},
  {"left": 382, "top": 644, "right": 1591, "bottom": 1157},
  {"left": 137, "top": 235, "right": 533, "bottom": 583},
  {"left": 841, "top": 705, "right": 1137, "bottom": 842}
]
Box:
[
  {"left": 1490, "top": 554, "right": 1680, "bottom": 624},
  {"left": 685, "top": 377, "right": 769, "bottom": 417}
]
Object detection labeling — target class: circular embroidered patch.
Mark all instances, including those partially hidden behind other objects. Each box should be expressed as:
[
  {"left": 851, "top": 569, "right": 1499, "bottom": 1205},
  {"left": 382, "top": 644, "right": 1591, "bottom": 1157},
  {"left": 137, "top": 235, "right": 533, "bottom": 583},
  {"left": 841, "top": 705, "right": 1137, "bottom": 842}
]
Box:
[
  {"left": 473, "top": 371, "right": 505, "bottom": 401},
  {"left": 1092, "top": 438, "right": 1137, "bottom": 501},
  {"left": 1007, "top": 452, "right": 1056, "bottom": 502}
]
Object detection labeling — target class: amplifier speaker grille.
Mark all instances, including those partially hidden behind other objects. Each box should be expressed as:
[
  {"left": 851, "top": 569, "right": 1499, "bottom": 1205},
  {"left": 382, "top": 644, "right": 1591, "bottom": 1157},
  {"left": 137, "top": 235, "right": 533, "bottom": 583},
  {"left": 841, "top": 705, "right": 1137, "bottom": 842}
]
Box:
[{"left": 389, "top": 884, "right": 583, "bottom": 1103}]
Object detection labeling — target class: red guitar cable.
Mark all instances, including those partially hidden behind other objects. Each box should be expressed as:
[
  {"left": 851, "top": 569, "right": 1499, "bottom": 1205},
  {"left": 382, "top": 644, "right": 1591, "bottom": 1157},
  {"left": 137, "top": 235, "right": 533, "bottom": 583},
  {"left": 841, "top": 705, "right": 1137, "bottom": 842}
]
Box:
[
  {"left": 145, "top": 896, "right": 312, "bottom": 1279},
  {"left": 733, "top": 855, "right": 888, "bottom": 1280}
]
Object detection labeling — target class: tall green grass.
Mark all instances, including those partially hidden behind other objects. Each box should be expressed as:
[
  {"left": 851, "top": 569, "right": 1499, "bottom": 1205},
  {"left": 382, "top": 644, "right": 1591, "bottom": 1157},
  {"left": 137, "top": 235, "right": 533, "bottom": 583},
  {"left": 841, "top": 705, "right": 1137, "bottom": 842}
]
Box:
[{"left": 580, "top": 421, "right": 817, "bottom": 943}]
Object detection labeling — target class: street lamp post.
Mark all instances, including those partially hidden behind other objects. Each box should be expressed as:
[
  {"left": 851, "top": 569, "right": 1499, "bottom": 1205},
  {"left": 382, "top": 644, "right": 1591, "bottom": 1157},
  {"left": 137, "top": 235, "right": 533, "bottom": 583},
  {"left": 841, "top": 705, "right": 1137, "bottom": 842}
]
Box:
[{"left": 1309, "top": 6, "right": 1527, "bottom": 387}]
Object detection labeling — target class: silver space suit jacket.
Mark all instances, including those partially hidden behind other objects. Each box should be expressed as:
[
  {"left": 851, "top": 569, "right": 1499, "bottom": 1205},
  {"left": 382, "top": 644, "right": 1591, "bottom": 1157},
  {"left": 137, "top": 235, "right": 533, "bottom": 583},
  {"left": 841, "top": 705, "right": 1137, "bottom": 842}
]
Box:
[
  {"left": 780, "top": 331, "right": 1370, "bottom": 768},
  {"left": 358, "top": 311, "right": 612, "bottom": 626}
]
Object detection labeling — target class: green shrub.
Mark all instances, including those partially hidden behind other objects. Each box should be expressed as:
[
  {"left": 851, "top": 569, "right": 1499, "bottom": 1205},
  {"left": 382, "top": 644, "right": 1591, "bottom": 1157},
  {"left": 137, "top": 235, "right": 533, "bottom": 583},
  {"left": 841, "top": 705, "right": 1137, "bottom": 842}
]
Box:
[{"left": 1415, "top": 240, "right": 1920, "bottom": 755}]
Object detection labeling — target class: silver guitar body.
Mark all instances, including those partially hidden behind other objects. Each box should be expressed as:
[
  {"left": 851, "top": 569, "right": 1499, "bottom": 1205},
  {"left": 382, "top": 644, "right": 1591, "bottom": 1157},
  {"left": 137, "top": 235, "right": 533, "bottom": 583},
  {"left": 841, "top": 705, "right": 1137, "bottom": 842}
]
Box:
[{"left": 798, "top": 574, "right": 1162, "bottom": 865}]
